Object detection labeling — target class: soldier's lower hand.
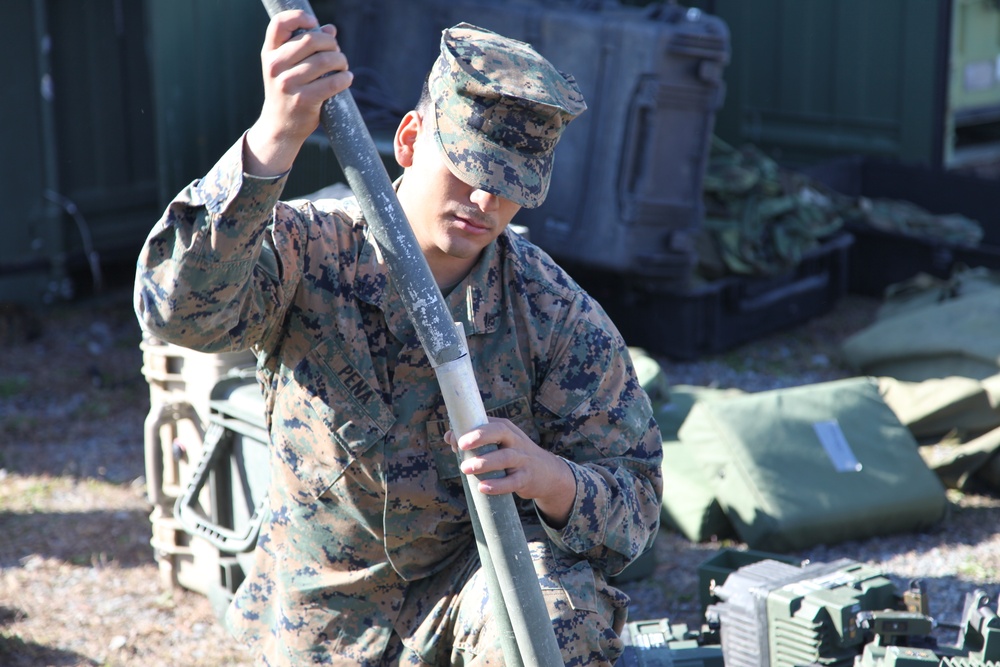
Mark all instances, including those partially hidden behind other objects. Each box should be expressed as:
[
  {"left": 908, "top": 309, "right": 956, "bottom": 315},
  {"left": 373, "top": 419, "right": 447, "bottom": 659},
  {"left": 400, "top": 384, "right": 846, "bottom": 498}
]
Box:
[
  {"left": 446, "top": 418, "right": 576, "bottom": 529},
  {"left": 245, "top": 9, "right": 353, "bottom": 176}
]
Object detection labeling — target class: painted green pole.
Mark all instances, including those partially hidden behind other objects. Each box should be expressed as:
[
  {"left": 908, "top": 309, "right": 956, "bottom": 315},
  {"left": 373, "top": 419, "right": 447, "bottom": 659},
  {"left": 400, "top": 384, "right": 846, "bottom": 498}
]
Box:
[{"left": 257, "top": 2, "right": 564, "bottom": 665}]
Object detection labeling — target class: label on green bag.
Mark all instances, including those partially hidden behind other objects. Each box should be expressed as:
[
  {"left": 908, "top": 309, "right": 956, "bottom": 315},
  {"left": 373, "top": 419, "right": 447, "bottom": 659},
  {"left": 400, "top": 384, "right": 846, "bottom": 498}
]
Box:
[{"left": 813, "top": 419, "right": 863, "bottom": 473}]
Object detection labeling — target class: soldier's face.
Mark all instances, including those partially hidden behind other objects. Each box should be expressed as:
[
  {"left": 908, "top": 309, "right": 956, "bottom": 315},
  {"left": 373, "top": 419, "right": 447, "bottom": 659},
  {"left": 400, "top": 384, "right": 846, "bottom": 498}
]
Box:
[{"left": 395, "top": 111, "right": 521, "bottom": 272}]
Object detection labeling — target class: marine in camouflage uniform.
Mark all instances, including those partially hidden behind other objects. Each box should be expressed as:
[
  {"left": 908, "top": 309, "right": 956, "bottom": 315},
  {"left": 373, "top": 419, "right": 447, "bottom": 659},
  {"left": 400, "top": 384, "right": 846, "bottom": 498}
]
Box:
[{"left": 135, "top": 12, "right": 662, "bottom": 666}]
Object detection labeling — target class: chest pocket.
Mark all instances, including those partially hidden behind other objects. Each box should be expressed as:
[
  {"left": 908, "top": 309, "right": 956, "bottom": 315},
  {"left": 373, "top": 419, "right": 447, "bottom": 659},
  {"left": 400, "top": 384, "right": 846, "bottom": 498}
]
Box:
[
  {"left": 271, "top": 338, "right": 395, "bottom": 500},
  {"left": 426, "top": 396, "right": 537, "bottom": 480}
]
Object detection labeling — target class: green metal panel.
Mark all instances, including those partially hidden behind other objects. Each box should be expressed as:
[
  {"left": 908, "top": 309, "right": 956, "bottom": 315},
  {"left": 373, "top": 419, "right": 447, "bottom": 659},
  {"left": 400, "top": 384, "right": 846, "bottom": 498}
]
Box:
[
  {"left": 1, "top": 0, "right": 70, "bottom": 303},
  {"left": 146, "top": 0, "right": 269, "bottom": 205},
  {"left": 688, "top": 0, "right": 946, "bottom": 167},
  {"left": 689, "top": 0, "right": 1000, "bottom": 168},
  {"left": 951, "top": 0, "right": 1000, "bottom": 115},
  {"left": 146, "top": 0, "right": 398, "bottom": 205},
  {"left": 1, "top": 0, "right": 163, "bottom": 304},
  {"left": 47, "top": 0, "right": 161, "bottom": 274}
]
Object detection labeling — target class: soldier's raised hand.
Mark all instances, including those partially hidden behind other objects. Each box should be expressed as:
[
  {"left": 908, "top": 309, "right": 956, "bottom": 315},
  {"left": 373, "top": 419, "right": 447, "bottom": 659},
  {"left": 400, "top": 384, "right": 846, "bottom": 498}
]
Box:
[{"left": 245, "top": 9, "right": 353, "bottom": 176}]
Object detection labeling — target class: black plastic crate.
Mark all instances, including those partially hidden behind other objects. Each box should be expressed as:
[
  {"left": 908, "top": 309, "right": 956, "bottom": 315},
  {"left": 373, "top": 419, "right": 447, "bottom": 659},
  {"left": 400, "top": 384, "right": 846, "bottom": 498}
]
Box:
[
  {"left": 804, "top": 157, "right": 1000, "bottom": 296},
  {"left": 567, "top": 232, "right": 853, "bottom": 361}
]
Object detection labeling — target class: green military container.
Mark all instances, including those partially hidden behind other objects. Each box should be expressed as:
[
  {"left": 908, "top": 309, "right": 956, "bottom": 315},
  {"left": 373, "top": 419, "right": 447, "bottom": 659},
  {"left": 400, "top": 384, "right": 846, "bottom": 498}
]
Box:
[
  {"left": 1, "top": 0, "right": 160, "bottom": 303},
  {"left": 145, "top": 0, "right": 266, "bottom": 204},
  {"left": 173, "top": 375, "right": 270, "bottom": 620},
  {"left": 1, "top": 1, "right": 61, "bottom": 303},
  {"left": 145, "top": 0, "right": 397, "bottom": 204},
  {"left": 686, "top": 0, "right": 1000, "bottom": 169},
  {"left": 706, "top": 557, "right": 900, "bottom": 667},
  {"left": 619, "top": 618, "right": 725, "bottom": 666}
]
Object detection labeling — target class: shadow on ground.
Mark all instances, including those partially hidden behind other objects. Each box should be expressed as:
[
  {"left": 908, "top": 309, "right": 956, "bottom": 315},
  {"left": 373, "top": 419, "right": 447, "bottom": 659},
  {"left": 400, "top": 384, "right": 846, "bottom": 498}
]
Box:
[
  {"left": 0, "top": 508, "right": 154, "bottom": 568},
  {"left": 0, "top": 606, "right": 98, "bottom": 667}
]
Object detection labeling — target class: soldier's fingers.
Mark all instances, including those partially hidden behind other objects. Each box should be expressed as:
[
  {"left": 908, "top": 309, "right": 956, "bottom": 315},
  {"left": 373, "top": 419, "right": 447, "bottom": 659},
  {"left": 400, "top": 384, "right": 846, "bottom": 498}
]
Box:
[
  {"left": 272, "top": 27, "right": 344, "bottom": 72},
  {"left": 263, "top": 10, "right": 318, "bottom": 52},
  {"left": 281, "top": 51, "right": 351, "bottom": 90},
  {"left": 444, "top": 430, "right": 461, "bottom": 454},
  {"left": 476, "top": 473, "right": 519, "bottom": 496},
  {"left": 460, "top": 444, "right": 517, "bottom": 474},
  {"left": 458, "top": 419, "right": 525, "bottom": 450},
  {"left": 454, "top": 426, "right": 490, "bottom": 451}
]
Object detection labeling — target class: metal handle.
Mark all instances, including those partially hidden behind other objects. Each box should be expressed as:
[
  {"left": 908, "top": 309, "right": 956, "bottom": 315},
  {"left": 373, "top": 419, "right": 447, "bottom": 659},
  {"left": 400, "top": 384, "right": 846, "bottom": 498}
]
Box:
[{"left": 175, "top": 422, "right": 266, "bottom": 553}]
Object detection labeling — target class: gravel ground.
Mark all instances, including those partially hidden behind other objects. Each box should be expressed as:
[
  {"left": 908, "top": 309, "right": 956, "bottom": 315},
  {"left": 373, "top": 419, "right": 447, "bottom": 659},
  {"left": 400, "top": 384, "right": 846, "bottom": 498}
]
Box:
[{"left": 0, "top": 276, "right": 997, "bottom": 666}]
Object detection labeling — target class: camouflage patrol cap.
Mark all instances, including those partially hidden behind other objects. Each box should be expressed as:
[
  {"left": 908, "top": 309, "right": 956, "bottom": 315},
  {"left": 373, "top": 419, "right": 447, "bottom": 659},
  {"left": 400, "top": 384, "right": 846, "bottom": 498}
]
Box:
[{"left": 428, "top": 23, "right": 587, "bottom": 208}]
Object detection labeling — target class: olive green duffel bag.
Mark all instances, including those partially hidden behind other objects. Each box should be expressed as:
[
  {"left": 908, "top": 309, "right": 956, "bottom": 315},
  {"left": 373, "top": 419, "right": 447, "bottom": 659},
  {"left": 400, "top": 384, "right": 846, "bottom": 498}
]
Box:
[
  {"left": 677, "top": 376, "right": 948, "bottom": 552},
  {"left": 656, "top": 385, "right": 744, "bottom": 543}
]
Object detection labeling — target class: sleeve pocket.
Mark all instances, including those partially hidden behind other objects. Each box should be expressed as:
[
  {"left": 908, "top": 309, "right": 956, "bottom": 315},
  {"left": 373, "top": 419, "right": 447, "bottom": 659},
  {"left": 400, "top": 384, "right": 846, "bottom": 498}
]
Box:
[
  {"left": 534, "top": 545, "right": 599, "bottom": 614},
  {"left": 537, "top": 319, "right": 613, "bottom": 418}
]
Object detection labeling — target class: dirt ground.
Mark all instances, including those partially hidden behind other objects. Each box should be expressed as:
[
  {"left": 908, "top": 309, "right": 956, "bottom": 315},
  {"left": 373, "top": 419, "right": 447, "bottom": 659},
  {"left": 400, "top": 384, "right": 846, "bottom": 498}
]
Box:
[
  {"left": 0, "top": 286, "right": 253, "bottom": 667},
  {"left": 0, "top": 278, "right": 997, "bottom": 666}
]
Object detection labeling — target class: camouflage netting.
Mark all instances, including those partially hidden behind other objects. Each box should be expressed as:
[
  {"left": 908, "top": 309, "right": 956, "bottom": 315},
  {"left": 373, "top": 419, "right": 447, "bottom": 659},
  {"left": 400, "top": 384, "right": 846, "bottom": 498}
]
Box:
[
  {"left": 845, "top": 197, "right": 983, "bottom": 247},
  {"left": 696, "top": 138, "right": 985, "bottom": 279},
  {"left": 697, "top": 137, "right": 845, "bottom": 279}
]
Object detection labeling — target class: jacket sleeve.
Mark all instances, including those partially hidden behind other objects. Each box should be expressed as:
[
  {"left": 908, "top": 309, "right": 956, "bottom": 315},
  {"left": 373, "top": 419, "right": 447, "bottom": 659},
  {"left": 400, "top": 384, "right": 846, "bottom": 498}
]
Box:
[
  {"left": 533, "top": 297, "right": 664, "bottom": 576},
  {"left": 133, "top": 134, "right": 303, "bottom": 354}
]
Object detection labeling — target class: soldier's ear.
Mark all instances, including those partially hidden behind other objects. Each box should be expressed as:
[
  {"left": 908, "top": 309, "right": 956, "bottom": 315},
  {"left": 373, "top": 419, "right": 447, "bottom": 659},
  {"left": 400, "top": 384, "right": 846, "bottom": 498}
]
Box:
[{"left": 394, "top": 111, "right": 422, "bottom": 168}]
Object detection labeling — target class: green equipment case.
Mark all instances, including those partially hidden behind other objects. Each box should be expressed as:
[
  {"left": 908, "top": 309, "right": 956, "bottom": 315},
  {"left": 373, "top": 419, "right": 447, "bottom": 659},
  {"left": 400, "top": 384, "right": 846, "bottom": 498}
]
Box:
[
  {"left": 173, "top": 375, "right": 270, "bottom": 619},
  {"left": 619, "top": 618, "right": 724, "bottom": 667},
  {"left": 678, "top": 377, "right": 948, "bottom": 552},
  {"left": 685, "top": 0, "right": 1000, "bottom": 169},
  {"left": 624, "top": 548, "right": 1000, "bottom": 665},
  {"left": 706, "top": 555, "right": 900, "bottom": 667}
]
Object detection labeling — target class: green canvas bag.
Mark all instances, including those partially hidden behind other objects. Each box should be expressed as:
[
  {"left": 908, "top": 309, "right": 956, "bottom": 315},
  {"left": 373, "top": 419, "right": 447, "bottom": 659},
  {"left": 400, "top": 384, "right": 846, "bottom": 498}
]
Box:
[
  {"left": 678, "top": 377, "right": 948, "bottom": 552},
  {"left": 629, "top": 347, "right": 671, "bottom": 404},
  {"left": 878, "top": 374, "right": 1000, "bottom": 441},
  {"left": 657, "top": 386, "right": 742, "bottom": 543},
  {"left": 841, "top": 268, "right": 1000, "bottom": 382},
  {"left": 921, "top": 424, "right": 1000, "bottom": 492},
  {"left": 629, "top": 347, "right": 742, "bottom": 543},
  {"left": 877, "top": 375, "right": 1000, "bottom": 492}
]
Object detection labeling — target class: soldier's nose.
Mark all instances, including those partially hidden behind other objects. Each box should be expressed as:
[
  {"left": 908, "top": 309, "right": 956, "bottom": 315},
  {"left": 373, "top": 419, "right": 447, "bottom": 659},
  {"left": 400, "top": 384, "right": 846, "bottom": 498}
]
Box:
[{"left": 469, "top": 189, "right": 500, "bottom": 213}]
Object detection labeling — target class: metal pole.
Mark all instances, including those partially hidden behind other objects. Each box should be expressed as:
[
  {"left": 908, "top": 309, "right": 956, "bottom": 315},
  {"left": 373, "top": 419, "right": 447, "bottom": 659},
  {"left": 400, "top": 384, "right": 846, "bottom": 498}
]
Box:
[
  {"left": 436, "top": 325, "right": 564, "bottom": 667},
  {"left": 256, "top": 2, "right": 564, "bottom": 664}
]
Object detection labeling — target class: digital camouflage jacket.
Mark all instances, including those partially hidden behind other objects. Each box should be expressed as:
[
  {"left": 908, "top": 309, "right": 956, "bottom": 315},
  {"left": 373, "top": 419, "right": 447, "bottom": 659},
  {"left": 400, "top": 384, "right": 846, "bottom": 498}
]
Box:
[{"left": 134, "top": 137, "right": 663, "bottom": 665}]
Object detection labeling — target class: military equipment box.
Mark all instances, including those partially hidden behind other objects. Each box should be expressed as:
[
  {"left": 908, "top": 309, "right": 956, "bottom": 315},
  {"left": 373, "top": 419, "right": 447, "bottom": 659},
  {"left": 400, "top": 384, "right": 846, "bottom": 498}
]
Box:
[
  {"left": 565, "top": 230, "right": 852, "bottom": 360},
  {"left": 152, "top": 373, "right": 270, "bottom": 618},
  {"left": 173, "top": 375, "right": 270, "bottom": 619},
  {"left": 804, "top": 156, "right": 1000, "bottom": 296},
  {"left": 629, "top": 548, "right": 1000, "bottom": 666},
  {"left": 677, "top": 377, "right": 948, "bottom": 552},
  {"left": 322, "top": 0, "right": 729, "bottom": 286},
  {"left": 696, "top": 548, "right": 800, "bottom": 615},
  {"left": 140, "top": 337, "right": 257, "bottom": 602},
  {"left": 706, "top": 556, "right": 900, "bottom": 667},
  {"left": 619, "top": 618, "right": 724, "bottom": 667}
]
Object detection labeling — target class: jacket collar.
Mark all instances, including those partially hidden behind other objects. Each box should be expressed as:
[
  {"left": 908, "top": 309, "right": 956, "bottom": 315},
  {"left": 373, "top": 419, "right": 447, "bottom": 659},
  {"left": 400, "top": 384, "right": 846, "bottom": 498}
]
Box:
[{"left": 353, "top": 227, "right": 507, "bottom": 344}]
